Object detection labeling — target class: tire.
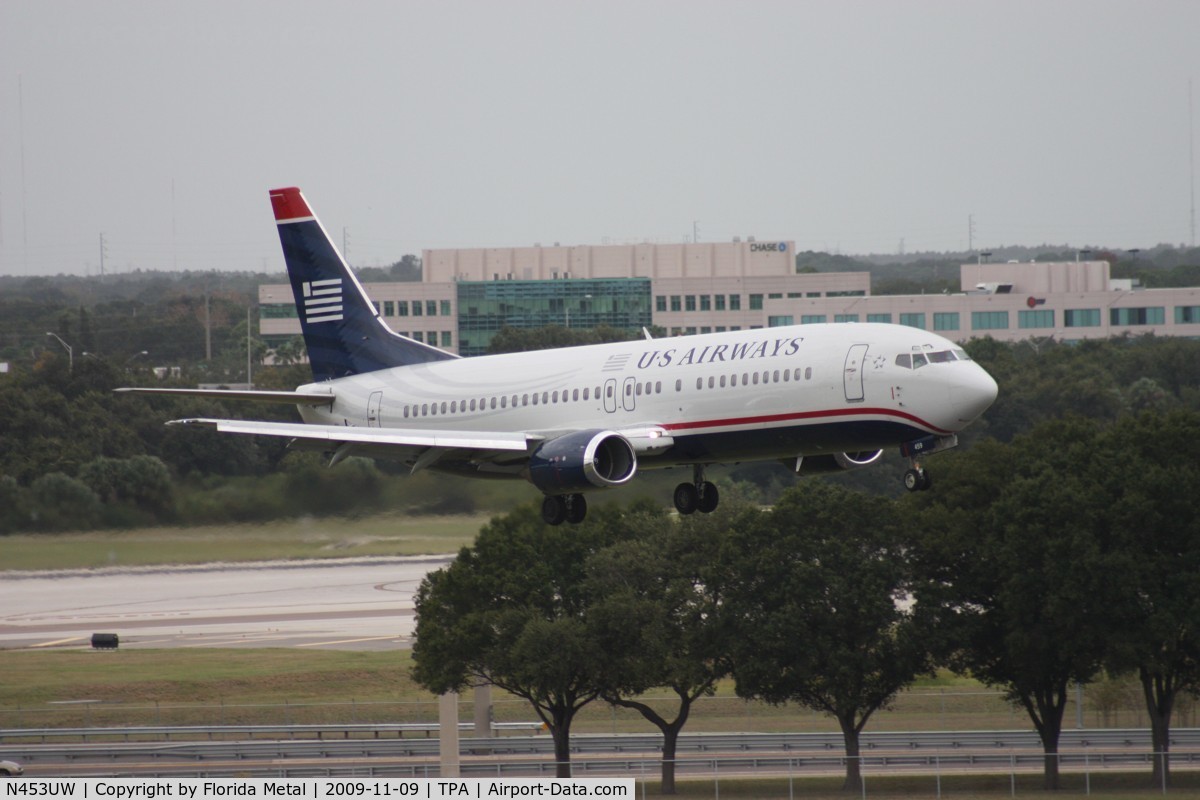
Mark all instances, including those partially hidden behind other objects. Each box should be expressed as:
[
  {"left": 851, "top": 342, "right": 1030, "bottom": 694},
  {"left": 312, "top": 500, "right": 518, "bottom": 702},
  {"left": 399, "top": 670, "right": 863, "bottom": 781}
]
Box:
[
  {"left": 697, "top": 481, "right": 719, "bottom": 513},
  {"left": 673, "top": 482, "right": 699, "bottom": 515},
  {"left": 541, "top": 495, "right": 567, "bottom": 526},
  {"left": 566, "top": 494, "right": 588, "bottom": 524},
  {"left": 903, "top": 469, "right": 923, "bottom": 492}
]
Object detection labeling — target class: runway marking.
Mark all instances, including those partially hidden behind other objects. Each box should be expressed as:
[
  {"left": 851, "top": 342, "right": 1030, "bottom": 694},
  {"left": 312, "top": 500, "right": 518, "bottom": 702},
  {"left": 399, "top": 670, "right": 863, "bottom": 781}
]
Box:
[
  {"left": 31, "top": 636, "right": 88, "bottom": 648},
  {"left": 295, "top": 635, "right": 400, "bottom": 648}
]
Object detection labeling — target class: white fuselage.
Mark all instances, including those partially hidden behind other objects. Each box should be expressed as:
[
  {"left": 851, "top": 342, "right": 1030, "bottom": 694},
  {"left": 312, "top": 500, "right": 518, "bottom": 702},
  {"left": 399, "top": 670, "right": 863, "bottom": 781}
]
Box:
[{"left": 297, "top": 323, "right": 997, "bottom": 474}]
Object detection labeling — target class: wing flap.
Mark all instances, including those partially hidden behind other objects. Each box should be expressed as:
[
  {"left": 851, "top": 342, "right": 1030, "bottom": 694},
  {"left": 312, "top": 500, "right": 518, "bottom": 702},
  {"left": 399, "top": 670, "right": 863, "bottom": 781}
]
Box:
[{"left": 169, "top": 418, "right": 535, "bottom": 452}]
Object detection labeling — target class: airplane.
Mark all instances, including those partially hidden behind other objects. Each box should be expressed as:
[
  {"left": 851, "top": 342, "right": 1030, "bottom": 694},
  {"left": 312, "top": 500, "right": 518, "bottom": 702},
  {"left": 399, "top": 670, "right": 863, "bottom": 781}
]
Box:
[{"left": 118, "top": 187, "right": 999, "bottom": 525}]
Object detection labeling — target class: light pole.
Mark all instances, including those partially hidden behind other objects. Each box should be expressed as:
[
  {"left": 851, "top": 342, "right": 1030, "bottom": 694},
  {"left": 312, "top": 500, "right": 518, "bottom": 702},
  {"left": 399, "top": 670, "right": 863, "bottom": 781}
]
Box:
[
  {"left": 45, "top": 332, "right": 73, "bottom": 372},
  {"left": 124, "top": 350, "right": 149, "bottom": 368}
]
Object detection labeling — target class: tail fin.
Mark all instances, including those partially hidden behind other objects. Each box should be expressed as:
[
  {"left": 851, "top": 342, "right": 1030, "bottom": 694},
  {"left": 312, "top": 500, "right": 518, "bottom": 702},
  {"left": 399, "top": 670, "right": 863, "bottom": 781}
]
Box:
[{"left": 270, "top": 187, "right": 456, "bottom": 382}]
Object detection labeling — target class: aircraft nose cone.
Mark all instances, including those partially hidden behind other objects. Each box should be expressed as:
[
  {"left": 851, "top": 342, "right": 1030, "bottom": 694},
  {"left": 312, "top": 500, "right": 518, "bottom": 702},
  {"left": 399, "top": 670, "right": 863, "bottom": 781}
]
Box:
[{"left": 950, "top": 367, "right": 999, "bottom": 424}]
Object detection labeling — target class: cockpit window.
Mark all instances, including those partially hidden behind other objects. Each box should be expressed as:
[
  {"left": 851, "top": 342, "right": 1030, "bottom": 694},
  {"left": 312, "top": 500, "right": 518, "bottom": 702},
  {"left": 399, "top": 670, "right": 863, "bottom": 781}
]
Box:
[
  {"left": 895, "top": 353, "right": 911, "bottom": 369},
  {"left": 927, "top": 350, "right": 957, "bottom": 363},
  {"left": 912, "top": 353, "right": 928, "bottom": 368},
  {"left": 954, "top": 348, "right": 971, "bottom": 361}
]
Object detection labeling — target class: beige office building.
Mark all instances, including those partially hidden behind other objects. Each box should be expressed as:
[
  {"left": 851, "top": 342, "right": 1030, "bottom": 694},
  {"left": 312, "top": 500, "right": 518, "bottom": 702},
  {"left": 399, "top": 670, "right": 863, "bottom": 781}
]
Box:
[{"left": 259, "top": 240, "right": 1200, "bottom": 355}]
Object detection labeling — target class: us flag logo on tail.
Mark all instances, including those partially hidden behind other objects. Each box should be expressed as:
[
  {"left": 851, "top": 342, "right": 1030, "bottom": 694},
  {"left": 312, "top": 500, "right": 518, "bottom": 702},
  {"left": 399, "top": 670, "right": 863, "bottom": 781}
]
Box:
[{"left": 302, "top": 279, "right": 343, "bottom": 323}]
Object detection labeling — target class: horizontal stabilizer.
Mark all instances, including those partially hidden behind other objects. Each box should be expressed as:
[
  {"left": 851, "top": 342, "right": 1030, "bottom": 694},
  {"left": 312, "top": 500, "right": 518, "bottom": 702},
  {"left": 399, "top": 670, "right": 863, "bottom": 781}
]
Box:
[{"left": 115, "top": 387, "right": 335, "bottom": 406}]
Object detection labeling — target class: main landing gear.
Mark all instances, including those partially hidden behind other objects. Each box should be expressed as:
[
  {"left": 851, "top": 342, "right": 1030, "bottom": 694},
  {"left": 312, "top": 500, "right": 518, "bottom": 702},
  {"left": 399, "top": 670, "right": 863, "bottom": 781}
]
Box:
[
  {"left": 542, "top": 493, "right": 588, "bottom": 526},
  {"left": 673, "top": 465, "right": 719, "bottom": 515}
]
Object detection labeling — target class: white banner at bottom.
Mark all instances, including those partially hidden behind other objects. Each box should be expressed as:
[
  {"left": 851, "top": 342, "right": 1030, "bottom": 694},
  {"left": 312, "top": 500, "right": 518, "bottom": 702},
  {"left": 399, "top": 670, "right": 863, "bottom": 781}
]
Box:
[{"left": 4, "top": 779, "right": 635, "bottom": 800}]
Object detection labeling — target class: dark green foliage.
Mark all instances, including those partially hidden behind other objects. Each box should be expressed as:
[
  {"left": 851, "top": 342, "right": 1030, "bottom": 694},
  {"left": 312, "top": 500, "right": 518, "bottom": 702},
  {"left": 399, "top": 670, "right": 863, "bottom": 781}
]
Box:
[
  {"left": 722, "top": 482, "right": 937, "bottom": 792},
  {"left": 412, "top": 502, "right": 648, "bottom": 777}
]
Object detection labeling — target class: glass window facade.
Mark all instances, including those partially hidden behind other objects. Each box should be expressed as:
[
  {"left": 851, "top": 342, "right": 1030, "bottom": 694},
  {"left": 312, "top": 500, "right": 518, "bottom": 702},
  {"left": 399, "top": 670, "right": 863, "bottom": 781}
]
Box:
[
  {"left": 456, "top": 278, "right": 652, "bottom": 356},
  {"left": 1064, "top": 308, "right": 1099, "bottom": 327},
  {"left": 900, "top": 313, "right": 926, "bottom": 329},
  {"left": 1176, "top": 306, "right": 1200, "bottom": 323},
  {"left": 933, "top": 312, "right": 959, "bottom": 331},
  {"left": 972, "top": 311, "right": 1009, "bottom": 330},
  {"left": 1018, "top": 309, "right": 1055, "bottom": 329},
  {"left": 866, "top": 313, "right": 892, "bottom": 323},
  {"left": 1111, "top": 307, "right": 1165, "bottom": 326}
]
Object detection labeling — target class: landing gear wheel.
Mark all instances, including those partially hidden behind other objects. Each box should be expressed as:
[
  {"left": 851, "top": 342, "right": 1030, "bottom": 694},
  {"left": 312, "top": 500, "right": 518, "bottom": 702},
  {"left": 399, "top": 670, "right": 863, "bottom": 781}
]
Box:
[
  {"left": 541, "top": 495, "right": 567, "bottom": 526},
  {"left": 903, "top": 468, "right": 931, "bottom": 492},
  {"left": 565, "top": 494, "right": 588, "bottom": 525},
  {"left": 673, "top": 482, "right": 699, "bottom": 515},
  {"left": 697, "top": 481, "right": 720, "bottom": 514}
]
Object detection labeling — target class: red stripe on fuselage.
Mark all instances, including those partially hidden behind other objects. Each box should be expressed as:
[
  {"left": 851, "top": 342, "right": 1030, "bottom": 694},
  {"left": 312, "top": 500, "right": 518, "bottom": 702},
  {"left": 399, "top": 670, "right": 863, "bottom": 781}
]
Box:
[{"left": 661, "top": 406, "right": 951, "bottom": 436}]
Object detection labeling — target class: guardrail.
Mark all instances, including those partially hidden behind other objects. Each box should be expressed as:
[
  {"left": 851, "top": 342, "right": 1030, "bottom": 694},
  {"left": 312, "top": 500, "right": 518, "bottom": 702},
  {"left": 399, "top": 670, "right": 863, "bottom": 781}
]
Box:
[
  {"left": 0, "top": 721, "right": 542, "bottom": 744},
  {"left": 6, "top": 728, "right": 1200, "bottom": 770}
]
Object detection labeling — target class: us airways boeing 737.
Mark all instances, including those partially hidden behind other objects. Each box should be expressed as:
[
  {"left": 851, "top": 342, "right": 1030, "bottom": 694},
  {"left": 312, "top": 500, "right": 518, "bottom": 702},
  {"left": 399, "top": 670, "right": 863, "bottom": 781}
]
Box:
[{"left": 118, "top": 187, "right": 998, "bottom": 525}]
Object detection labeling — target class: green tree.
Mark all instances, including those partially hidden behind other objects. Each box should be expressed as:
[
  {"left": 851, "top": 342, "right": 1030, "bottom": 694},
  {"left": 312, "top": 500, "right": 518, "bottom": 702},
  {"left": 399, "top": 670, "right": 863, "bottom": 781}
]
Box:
[
  {"left": 722, "top": 483, "right": 935, "bottom": 793},
  {"left": 411, "top": 503, "right": 640, "bottom": 778},
  {"left": 1100, "top": 411, "right": 1200, "bottom": 788},
  {"left": 909, "top": 418, "right": 1117, "bottom": 790},
  {"left": 587, "top": 501, "right": 742, "bottom": 794},
  {"left": 28, "top": 472, "right": 102, "bottom": 531}
]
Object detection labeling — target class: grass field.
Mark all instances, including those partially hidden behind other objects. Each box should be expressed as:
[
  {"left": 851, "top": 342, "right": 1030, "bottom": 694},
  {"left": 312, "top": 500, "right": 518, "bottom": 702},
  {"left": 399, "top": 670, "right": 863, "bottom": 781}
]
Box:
[{"left": 0, "top": 513, "right": 492, "bottom": 570}]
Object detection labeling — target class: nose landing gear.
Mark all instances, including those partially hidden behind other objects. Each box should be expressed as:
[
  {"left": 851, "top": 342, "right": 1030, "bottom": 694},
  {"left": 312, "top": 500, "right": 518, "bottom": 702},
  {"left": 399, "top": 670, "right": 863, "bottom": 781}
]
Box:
[
  {"left": 674, "top": 465, "right": 719, "bottom": 515},
  {"left": 903, "top": 465, "right": 932, "bottom": 492},
  {"left": 900, "top": 434, "right": 957, "bottom": 492}
]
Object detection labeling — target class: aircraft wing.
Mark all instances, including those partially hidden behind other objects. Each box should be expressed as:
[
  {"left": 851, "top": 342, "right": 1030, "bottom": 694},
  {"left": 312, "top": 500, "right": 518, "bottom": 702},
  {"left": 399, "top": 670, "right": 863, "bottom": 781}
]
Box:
[
  {"left": 170, "top": 418, "right": 535, "bottom": 451},
  {"left": 168, "top": 418, "right": 538, "bottom": 472}
]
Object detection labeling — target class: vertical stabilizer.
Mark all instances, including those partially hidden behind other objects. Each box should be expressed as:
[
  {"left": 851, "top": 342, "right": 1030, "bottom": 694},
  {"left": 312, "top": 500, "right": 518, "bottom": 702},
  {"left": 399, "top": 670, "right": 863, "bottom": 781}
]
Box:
[{"left": 269, "top": 187, "right": 456, "bottom": 381}]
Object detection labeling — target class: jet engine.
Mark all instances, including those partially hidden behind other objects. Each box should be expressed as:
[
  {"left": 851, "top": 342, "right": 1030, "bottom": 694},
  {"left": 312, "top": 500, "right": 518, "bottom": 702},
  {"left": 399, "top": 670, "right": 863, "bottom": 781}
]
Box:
[
  {"left": 526, "top": 430, "right": 638, "bottom": 493},
  {"left": 791, "top": 449, "right": 885, "bottom": 475}
]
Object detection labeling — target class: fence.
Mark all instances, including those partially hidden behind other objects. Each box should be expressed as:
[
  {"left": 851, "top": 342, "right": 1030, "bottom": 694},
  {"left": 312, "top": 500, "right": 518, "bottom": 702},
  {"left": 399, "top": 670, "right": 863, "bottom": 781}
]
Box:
[{"left": 4, "top": 684, "right": 1196, "bottom": 734}]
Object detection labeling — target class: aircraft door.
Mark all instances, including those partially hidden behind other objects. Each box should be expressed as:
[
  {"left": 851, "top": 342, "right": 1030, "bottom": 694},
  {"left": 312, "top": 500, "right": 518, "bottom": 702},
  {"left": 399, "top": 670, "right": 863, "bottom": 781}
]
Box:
[
  {"left": 843, "top": 344, "right": 867, "bottom": 403},
  {"left": 367, "top": 390, "right": 383, "bottom": 427},
  {"left": 622, "top": 377, "right": 637, "bottom": 412},
  {"left": 603, "top": 379, "right": 618, "bottom": 413}
]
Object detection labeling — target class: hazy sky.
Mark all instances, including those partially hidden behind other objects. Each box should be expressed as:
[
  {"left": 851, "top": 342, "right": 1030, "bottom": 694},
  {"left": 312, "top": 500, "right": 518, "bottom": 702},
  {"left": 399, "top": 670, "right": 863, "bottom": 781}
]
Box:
[{"left": 2, "top": 1, "right": 1198, "bottom": 277}]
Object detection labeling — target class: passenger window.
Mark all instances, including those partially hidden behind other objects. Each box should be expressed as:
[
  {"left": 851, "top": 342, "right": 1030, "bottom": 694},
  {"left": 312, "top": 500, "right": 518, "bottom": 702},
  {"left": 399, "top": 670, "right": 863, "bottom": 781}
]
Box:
[
  {"left": 696, "top": 377, "right": 703, "bottom": 390},
  {"left": 805, "top": 367, "right": 812, "bottom": 380},
  {"left": 675, "top": 379, "right": 682, "bottom": 392},
  {"left": 896, "top": 354, "right": 912, "bottom": 369},
  {"left": 773, "top": 370, "right": 780, "bottom": 383},
  {"left": 655, "top": 381, "right": 662, "bottom": 394},
  {"left": 440, "top": 402, "right": 447, "bottom": 414},
  {"left": 583, "top": 388, "right": 590, "bottom": 401},
  {"left": 708, "top": 376, "right": 715, "bottom": 389}
]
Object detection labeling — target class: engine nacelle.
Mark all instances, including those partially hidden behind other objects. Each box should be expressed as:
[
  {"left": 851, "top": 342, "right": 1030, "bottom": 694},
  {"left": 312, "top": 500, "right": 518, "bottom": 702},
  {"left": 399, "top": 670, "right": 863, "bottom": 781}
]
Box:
[
  {"left": 790, "top": 449, "right": 884, "bottom": 475},
  {"left": 526, "top": 430, "right": 638, "bottom": 493}
]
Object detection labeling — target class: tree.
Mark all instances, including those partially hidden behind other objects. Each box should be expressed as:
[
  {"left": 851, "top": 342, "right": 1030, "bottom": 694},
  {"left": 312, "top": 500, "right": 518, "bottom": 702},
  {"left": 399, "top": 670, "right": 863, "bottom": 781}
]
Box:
[
  {"left": 411, "top": 503, "right": 640, "bottom": 778},
  {"left": 909, "top": 418, "right": 1117, "bottom": 790},
  {"left": 1101, "top": 410, "right": 1200, "bottom": 788},
  {"left": 722, "top": 483, "right": 936, "bottom": 793},
  {"left": 587, "top": 500, "right": 744, "bottom": 793}
]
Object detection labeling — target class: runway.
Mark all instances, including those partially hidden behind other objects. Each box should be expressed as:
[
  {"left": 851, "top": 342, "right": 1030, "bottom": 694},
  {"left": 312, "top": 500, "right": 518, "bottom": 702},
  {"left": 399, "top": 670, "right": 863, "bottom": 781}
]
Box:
[{"left": 0, "top": 556, "right": 453, "bottom": 651}]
